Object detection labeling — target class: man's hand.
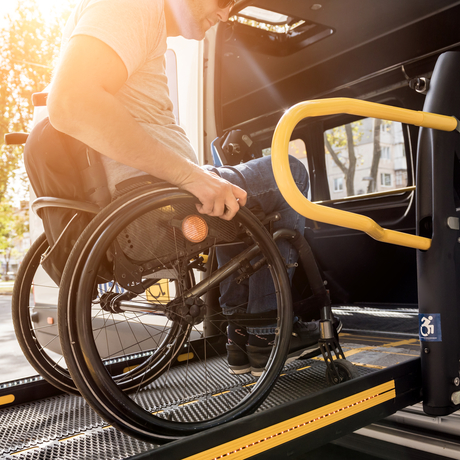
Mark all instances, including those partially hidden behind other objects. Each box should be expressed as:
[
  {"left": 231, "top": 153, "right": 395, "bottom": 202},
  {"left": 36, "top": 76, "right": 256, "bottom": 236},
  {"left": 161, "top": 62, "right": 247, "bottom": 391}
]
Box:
[{"left": 178, "top": 168, "right": 247, "bottom": 221}]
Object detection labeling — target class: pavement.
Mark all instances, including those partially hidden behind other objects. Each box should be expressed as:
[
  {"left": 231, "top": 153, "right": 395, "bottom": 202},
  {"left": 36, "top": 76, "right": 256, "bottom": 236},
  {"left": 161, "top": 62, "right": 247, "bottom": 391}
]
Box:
[{"left": 0, "top": 294, "right": 37, "bottom": 382}]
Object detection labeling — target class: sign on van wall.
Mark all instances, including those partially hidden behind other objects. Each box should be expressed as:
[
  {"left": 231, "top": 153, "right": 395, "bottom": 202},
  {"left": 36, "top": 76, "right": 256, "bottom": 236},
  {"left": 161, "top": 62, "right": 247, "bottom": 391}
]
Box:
[{"left": 419, "top": 313, "right": 442, "bottom": 342}]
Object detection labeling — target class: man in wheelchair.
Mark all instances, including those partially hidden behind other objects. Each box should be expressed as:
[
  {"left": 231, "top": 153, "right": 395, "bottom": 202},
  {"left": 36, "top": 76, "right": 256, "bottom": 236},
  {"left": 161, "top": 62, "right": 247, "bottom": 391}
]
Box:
[{"left": 26, "top": 0, "right": 340, "bottom": 379}]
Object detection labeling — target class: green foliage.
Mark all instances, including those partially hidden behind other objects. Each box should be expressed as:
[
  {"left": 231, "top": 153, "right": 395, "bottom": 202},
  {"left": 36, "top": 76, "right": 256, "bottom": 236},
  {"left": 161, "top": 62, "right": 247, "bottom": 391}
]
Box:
[
  {"left": 0, "top": 0, "right": 74, "bottom": 267},
  {"left": 0, "top": 201, "right": 29, "bottom": 277},
  {"left": 0, "top": 0, "right": 73, "bottom": 202},
  {"left": 324, "top": 120, "right": 363, "bottom": 195}
]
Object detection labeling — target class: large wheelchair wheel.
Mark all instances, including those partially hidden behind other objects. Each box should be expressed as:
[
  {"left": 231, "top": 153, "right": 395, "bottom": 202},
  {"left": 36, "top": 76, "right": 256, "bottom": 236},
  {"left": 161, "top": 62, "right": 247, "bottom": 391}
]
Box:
[
  {"left": 58, "top": 221, "right": 194, "bottom": 396},
  {"left": 12, "top": 233, "right": 78, "bottom": 394},
  {"left": 59, "top": 185, "right": 292, "bottom": 442}
]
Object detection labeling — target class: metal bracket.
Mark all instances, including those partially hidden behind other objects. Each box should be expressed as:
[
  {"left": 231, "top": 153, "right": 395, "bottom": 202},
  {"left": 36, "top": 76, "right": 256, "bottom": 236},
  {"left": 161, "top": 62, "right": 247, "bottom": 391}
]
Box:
[
  {"left": 454, "top": 117, "right": 460, "bottom": 133},
  {"left": 235, "top": 258, "right": 255, "bottom": 284},
  {"left": 447, "top": 216, "right": 459, "bottom": 230},
  {"left": 112, "top": 241, "right": 144, "bottom": 294},
  {"left": 319, "top": 337, "right": 346, "bottom": 383}
]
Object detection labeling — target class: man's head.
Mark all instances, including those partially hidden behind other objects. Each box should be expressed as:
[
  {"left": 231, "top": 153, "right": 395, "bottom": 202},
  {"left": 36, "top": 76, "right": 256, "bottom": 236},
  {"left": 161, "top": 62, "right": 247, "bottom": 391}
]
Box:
[{"left": 165, "top": 0, "right": 235, "bottom": 39}]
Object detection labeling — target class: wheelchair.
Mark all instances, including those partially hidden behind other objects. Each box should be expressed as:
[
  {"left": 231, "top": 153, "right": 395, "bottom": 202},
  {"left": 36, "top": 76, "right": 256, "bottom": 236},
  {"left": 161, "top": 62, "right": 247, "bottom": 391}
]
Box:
[{"left": 8, "top": 97, "right": 353, "bottom": 443}]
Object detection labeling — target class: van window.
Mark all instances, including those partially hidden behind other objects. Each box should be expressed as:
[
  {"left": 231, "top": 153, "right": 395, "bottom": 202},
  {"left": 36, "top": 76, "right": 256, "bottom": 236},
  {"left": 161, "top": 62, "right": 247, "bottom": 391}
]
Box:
[
  {"left": 324, "top": 118, "right": 408, "bottom": 198},
  {"left": 263, "top": 138, "right": 308, "bottom": 167}
]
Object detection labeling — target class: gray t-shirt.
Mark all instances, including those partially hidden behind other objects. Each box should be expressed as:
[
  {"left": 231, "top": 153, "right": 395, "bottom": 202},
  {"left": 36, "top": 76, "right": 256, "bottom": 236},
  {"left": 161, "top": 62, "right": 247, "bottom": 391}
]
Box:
[{"left": 60, "top": 0, "right": 198, "bottom": 193}]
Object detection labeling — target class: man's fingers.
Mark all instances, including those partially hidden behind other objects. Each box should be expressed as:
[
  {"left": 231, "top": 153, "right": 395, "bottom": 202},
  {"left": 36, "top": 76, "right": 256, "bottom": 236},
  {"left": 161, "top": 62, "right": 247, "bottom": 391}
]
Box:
[
  {"left": 195, "top": 201, "right": 211, "bottom": 215},
  {"left": 210, "top": 201, "right": 226, "bottom": 217},
  {"left": 232, "top": 184, "right": 247, "bottom": 207},
  {"left": 183, "top": 169, "right": 247, "bottom": 220},
  {"left": 196, "top": 199, "right": 226, "bottom": 217},
  {"left": 197, "top": 199, "right": 238, "bottom": 220},
  {"left": 221, "top": 202, "right": 239, "bottom": 220}
]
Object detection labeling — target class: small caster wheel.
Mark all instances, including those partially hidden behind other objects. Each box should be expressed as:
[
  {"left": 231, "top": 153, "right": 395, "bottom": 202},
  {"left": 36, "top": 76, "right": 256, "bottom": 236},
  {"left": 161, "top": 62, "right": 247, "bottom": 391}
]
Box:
[{"left": 326, "top": 359, "right": 359, "bottom": 385}]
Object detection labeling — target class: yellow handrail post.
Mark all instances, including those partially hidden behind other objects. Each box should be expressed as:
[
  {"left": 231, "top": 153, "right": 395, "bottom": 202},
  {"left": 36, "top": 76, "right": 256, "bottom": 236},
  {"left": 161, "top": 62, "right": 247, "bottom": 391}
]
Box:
[{"left": 271, "top": 98, "right": 459, "bottom": 251}]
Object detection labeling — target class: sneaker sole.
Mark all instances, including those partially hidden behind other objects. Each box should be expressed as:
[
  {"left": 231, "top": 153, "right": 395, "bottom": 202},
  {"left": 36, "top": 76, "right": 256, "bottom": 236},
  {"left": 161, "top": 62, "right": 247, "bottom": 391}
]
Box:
[
  {"left": 252, "top": 345, "right": 320, "bottom": 376},
  {"left": 286, "top": 319, "right": 343, "bottom": 364},
  {"left": 250, "top": 368, "right": 264, "bottom": 377},
  {"left": 285, "top": 344, "right": 320, "bottom": 364},
  {"left": 229, "top": 366, "right": 251, "bottom": 375}
]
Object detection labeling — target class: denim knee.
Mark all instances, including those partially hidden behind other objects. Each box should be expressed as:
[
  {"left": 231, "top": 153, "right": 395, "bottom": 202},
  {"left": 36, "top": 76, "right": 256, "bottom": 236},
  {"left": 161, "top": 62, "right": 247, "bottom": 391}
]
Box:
[
  {"left": 287, "top": 156, "right": 309, "bottom": 198},
  {"left": 203, "top": 155, "right": 309, "bottom": 200}
]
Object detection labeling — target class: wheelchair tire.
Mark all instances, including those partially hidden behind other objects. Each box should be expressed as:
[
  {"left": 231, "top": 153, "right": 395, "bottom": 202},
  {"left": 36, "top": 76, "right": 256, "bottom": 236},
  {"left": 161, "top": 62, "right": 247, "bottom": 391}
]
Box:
[
  {"left": 12, "top": 232, "right": 78, "bottom": 394},
  {"left": 59, "top": 185, "right": 293, "bottom": 442}
]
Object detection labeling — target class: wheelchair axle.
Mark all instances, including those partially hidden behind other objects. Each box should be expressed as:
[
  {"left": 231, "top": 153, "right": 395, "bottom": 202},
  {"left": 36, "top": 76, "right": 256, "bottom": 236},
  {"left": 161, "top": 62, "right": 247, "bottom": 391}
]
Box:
[{"left": 100, "top": 291, "right": 167, "bottom": 315}]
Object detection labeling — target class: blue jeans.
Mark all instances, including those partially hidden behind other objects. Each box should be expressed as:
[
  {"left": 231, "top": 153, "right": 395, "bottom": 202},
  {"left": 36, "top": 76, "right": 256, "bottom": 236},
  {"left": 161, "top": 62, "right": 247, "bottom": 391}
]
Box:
[{"left": 204, "top": 156, "right": 309, "bottom": 335}]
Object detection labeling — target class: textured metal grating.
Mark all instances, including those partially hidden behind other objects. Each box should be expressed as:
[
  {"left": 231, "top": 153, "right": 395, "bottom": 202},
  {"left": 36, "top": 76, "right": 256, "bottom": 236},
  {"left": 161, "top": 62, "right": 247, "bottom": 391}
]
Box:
[
  {"left": 333, "top": 306, "right": 418, "bottom": 335},
  {"left": 119, "top": 354, "right": 258, "bottom": 423},
  {"left": 2, "top": 425, "right": 156, "bottom": 460},
  {"left": 259, "top": 361, "right": 373, "bottom": 411},
  {"left": 0, "top": 357, "right": 374, "bottom": 459},
  {"left": 0, "top": 394, "right": 103, "bottom": 456}
]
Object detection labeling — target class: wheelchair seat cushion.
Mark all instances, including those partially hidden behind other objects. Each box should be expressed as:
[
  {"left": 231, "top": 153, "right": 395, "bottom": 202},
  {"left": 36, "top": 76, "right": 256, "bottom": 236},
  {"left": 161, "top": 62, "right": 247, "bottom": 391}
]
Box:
[{"left": 24, "top": 117, "right": 110, "bottom": 284}]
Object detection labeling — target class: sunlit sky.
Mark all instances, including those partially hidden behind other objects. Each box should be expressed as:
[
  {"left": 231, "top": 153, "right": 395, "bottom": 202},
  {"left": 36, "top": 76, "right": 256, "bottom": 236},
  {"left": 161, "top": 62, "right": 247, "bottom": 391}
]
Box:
[
  {"left": 0, "top": 0, "right": 74, "bottom": 26},
  {"left": 1, "top": 1, "right": 76, "bottom": 204}
]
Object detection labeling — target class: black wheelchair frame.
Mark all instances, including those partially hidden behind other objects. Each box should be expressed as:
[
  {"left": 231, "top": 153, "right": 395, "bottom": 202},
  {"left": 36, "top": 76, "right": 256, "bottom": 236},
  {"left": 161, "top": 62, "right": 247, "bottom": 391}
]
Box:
[{"left": 7, "top": 95, "right": 353, "bottom": 443}]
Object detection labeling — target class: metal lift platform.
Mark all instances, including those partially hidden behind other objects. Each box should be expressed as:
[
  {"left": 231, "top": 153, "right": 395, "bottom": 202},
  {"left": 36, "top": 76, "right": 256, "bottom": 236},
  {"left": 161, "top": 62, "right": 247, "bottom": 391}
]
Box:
[{"left": 0, "top": 307, "right": 422, "bottom": 460}]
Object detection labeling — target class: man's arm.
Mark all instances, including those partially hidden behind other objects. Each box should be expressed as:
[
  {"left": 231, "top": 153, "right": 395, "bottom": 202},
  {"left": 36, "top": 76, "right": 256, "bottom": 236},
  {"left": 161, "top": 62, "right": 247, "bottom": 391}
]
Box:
[{"left": 47, "top": 35, "right": 246, "bottom": 219}]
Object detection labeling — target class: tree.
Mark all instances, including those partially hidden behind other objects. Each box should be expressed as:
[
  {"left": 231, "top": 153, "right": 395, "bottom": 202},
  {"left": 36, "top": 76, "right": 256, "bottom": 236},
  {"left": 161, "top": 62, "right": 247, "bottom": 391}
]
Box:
[
  {"left": 324, "top": 121, "right": 362, "bottom": 196},
  {"left": 367, "top": 118, "right": 382, "bottom": 193},
  {"left": 0, "top": 0, "right": 73, "bottom": 202},
  {"left": 0, "top": 202, "right": 29, "bottom": 279}
]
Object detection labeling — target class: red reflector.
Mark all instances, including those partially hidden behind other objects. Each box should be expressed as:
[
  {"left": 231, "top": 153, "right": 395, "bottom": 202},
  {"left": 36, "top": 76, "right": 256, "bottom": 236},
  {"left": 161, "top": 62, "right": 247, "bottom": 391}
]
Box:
[{"left": 182, "top": 215, "right": 209, "bottom": 243}]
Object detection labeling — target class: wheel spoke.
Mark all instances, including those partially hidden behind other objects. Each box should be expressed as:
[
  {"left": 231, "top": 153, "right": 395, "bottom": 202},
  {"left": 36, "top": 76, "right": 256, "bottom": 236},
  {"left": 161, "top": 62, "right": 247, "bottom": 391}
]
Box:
[{"left": 12, "top": 233, "right": 76, "bottom": 393}]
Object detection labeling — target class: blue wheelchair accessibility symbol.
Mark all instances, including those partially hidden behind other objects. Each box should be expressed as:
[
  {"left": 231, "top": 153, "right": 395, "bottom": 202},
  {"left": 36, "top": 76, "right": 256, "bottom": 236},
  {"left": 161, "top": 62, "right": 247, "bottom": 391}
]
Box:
[{"left": 418, "top": 313, "right": 442, "bottom": 342}]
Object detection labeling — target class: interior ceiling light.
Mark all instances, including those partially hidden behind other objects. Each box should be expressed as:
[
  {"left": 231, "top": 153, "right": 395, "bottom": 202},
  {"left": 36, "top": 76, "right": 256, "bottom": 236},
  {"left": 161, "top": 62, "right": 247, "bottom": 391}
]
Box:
[
  {"left": 229, "top": 15, "right": 305, "bottom": 34},
  {"left": 227, "top": 6, "right": 334, "bottom": 56},
  {"left": 237, "top": 6, "right": 289, "bottom": 24},
  {"left": 230, "top": 6, "right": 306, "bottom": 34}
]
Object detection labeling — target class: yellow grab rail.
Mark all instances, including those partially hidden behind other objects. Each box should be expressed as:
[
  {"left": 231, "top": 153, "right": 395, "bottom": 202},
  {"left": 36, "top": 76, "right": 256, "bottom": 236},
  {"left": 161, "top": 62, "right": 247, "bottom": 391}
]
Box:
[{"left": 271, "top": 98, "right": 460, "bottom": 250}]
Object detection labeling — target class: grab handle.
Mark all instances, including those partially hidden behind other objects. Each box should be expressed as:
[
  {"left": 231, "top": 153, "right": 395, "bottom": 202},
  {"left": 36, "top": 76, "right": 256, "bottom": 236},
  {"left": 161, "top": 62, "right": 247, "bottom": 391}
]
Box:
[{"left": 271, "top": 98, "right": 459, "bottom": 250}]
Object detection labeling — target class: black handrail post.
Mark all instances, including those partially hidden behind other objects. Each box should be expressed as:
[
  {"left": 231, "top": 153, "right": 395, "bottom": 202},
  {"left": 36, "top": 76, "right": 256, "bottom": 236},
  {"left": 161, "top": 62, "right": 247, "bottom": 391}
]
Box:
[{"left": 417, "top": 51, "right": 460, "bottom": 416}]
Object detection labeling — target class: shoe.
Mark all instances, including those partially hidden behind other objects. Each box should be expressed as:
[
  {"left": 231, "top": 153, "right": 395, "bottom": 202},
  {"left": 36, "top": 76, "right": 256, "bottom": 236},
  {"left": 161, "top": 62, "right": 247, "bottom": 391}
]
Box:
[
  {"left": 286, "top": 320, "right": 321, "bottom": 363},
  {"left": 247, "top": 320, "right": 325, "bottom": 377},
  {"left": 246, "top": 344, "right": 272, "bottom": 377},
  {"left": 228, "top": 317, "right": 343, "bottom": 377},
  {"left": 286, "top": 316, "right": 343, "bottom": 363},
  {"left": 247, "top": 322, "right": 321, "bottom": 376},
  {"left": 226, "top": 343, "right": 251, "bottom": 374}
]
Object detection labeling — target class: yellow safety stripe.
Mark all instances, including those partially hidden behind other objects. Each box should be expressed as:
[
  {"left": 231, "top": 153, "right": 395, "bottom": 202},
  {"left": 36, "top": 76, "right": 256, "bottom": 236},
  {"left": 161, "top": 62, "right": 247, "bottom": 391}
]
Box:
[
  {"left": 178, "top": 352, "right": 195, "bottom": 362},
  {"left": 271, "top": 98, "right": 459, "bottom": 250},
  {"left": 184, "top": 380, "right": 396, "bottom": 460},
  {"left": 0, "top": 394, "right": 15, "bottom": 405}
]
